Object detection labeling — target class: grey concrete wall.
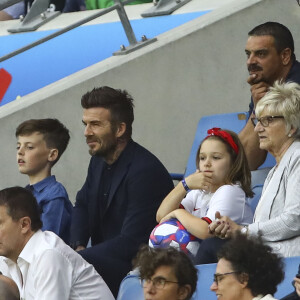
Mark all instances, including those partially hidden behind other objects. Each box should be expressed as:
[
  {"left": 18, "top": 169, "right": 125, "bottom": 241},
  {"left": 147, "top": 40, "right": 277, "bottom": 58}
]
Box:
[{"left": 1, "top": 0, "right": 299, "bottom": 202}]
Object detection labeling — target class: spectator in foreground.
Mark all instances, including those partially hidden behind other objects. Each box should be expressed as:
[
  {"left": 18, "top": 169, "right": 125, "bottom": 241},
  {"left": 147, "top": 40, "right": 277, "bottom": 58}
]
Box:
[
  {"left": 210, "top": 233, "right": 284, "bottom": 300},
  {"left": 134, "top": 245, "right": 198, "bottom": 300},
  {"left": 16, "top": 118, "right": 73, "bottom": 244},
  {"left": 0, "top": 186, "right": 114, "bottom": 300}
]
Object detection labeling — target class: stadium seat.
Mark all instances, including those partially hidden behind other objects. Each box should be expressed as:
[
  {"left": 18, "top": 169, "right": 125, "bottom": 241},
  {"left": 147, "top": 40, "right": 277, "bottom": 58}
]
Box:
[
  {"left": 116, "top": 270, "right": 144, "bottom": 300},
  {"left": 170, "top": 111, "right": 249, "bottom": 180},
  {"left": 275, "top": 256, "right": 300, "bottom": 299},
  {"left": 192, "top": 263, "right": 216, "bottom": 300},
  {"left": 117, "top": 257, "right": 300, "bottom": 300},
  {"left": 170, "top": 111, "right": 276, "bottom": 181}
]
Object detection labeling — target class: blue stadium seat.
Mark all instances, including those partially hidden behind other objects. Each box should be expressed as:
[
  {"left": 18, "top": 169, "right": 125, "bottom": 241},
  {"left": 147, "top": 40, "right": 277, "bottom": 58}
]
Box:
[
  {"left": 275, "top": 256, "right": 300, "bottom": 299},
  {"left": 192, "top": 263, "right": 216, "bottom": 300},
  {"left": 170, "top": 111, "right": 276, "bottom": 181},
  {"left": 116, "top": 271, "right": 144, "bottom": 300}
]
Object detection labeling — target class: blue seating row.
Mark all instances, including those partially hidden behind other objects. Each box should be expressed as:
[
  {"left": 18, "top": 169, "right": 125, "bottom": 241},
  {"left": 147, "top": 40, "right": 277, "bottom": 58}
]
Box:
[{"left": 117, "top": 256, "right": 300, "bottom": 300}]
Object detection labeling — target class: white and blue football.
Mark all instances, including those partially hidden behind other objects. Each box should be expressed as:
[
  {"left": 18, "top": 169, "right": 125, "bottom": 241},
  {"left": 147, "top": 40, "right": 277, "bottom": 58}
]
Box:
[{"left": 149, "top": 218, "right": 201, "bottom": 257}]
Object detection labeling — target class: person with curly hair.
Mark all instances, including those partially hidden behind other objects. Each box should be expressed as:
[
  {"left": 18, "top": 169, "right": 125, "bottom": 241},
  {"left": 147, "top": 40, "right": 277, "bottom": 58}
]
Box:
[
  {"left": 134, "top": 245, "right": 198, "bottom": 300},
  {"left": 210, "top": 233, "right": 284, "bottom": 300}
]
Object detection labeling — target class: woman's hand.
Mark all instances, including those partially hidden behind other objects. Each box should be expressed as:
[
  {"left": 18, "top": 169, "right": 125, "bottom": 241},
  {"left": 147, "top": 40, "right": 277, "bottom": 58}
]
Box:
[
  {"left": 208, "top": 211, "right": 241, "bottom": 239},
  {"left": 185, "top": 170, "right": 213, "bottom": 192}
]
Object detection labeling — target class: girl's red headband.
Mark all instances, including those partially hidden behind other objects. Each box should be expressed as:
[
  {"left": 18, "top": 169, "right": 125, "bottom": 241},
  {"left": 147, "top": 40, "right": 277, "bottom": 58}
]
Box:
[{"left": 205, "top": 127, "right": 239, "bottom": 154}]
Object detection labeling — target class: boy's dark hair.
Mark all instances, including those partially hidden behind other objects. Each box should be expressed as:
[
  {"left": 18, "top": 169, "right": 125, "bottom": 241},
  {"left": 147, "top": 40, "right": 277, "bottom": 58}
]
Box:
[
  {"left": 217, "top": 233, "right": 284, "bottom": 297},
  {"left": 249, "top": 22, "right": 295, "bottom": 61},
  {"left": 81, "top": 86, "right": 134, "bottom": 141},
  {"left": 16, "top": 119, "right": 70, "bottom": 166},
  {"left": 0, "top": 187, "right": 42, "bottom": 232},
  {"left": 133, "top": 245, "right": 198, "bottom": 299}
]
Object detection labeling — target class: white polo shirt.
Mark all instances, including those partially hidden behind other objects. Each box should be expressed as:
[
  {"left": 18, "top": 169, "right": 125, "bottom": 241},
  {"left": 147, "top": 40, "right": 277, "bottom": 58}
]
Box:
[
  {"left": 181, "top": 184, "right": 253, "bottom": 225},
  {"left": 0, "top": 230, "right": 114, "bottom": 300}
]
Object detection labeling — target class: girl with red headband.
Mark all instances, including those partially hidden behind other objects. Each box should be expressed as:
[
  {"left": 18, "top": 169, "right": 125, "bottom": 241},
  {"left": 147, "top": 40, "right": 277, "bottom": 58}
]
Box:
[{"left": 156, "top": 128, "right": 253, "bottom": 258}]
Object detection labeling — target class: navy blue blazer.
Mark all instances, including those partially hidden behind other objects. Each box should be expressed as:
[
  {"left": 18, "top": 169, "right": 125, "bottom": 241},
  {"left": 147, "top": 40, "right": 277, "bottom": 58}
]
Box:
[{"left": 70, "top": 140, "right": 173, "bottom": 295}]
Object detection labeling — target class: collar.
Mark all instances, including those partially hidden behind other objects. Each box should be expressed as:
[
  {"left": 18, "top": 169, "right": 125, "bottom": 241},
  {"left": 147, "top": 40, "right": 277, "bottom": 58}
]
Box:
[
  {"left": 1, "top": 230, "right": 42, "bottom": 268},
  {"left": 26, "top": 176, "right": 56, "bottom": 193},
  {"left": 18, "top": 230, "right": 43, "bottom": 265}
]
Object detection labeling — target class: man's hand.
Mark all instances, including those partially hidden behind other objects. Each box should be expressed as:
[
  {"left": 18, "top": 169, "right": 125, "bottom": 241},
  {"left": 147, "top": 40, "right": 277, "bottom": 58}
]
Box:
[
  {"left": 247, "top": 74, "right": 270, "bottom": 106},
  {"left": 75, "top": 245, "right": 86, "bottom": 252}
]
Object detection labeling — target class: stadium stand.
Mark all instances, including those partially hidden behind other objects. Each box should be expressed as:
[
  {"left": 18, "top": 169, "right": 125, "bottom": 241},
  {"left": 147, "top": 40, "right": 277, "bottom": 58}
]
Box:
[{"left": 117, "top": 256, "right": 300, "bottom": 300}]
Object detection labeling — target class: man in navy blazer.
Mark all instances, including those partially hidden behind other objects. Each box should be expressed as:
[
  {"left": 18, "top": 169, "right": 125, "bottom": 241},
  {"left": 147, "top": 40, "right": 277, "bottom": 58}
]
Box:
[{"left": 70, "top": 86, "right": 173, "bottom": 296}]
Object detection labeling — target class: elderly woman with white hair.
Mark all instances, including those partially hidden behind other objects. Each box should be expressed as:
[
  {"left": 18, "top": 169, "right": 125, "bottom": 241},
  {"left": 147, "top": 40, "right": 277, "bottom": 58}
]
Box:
[{"left": 209, "top": 80, "right": 300, "bottom": 257}]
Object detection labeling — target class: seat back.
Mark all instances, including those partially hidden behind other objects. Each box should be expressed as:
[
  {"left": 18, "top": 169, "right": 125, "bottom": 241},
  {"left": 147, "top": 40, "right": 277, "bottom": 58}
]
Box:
[
  {"left": 117, "top": 257, "right": 300, "bottom": 300},
  {"left": 275, "top": 256, "right": 300, "bottom": 299},
  {"left": 116, "top": 272, "right": 144, "bottom": 300},
  {"left": 192, "top": 263, "right": 216, "bottom": 300},
  {"left": 185, "top": 112, "right": 248, "bottom": 177}
]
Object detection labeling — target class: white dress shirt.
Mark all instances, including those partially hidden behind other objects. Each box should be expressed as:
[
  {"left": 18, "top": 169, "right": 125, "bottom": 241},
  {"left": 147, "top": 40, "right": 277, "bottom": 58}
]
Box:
[
  {"left": 0, "top": 230, "right": 115, "bottom": 300},
  {"left": 253, "top": 294, "right": 277, "bottom": 300}
]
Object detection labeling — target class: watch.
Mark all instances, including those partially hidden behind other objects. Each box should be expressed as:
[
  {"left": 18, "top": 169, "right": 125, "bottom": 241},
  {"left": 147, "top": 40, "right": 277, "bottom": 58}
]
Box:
[{"left": 241, "top": 225, "right": 248, "bottom": 235}]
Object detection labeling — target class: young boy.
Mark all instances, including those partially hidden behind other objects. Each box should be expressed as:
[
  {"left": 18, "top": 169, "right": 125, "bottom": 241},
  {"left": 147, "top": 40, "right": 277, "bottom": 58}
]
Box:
[{"left": 16, "top": 118, "right": 73, "bottom": 244}]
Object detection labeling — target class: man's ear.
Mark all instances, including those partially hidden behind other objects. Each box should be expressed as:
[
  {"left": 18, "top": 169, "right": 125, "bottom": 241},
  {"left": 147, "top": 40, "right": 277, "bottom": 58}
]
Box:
[
  {"left": 281, "top": 48, "right": 292, "bottom": 66},
  {"left": 178, "top": 284, "right": 192, "bottom": 300},
  {"left": 116, "top": 122, "right": 126, "bottom": 138},
  {"left": 48, "top": 149, "right": 58, "bottom": 162},
  {"left": 19, "top": 216, "right": 32, "bottom": 234}
]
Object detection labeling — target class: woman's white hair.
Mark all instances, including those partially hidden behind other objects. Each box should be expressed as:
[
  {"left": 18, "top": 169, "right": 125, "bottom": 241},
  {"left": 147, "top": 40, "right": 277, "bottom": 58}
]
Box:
[{"left": 256, "top": 80, "right": 300, "bottom": 138}]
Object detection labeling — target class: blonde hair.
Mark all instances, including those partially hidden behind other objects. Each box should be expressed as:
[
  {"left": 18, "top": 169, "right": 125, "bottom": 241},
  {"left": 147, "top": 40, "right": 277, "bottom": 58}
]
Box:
[{"left": 256, "top": 81, "right": 300, "bottom": 138}]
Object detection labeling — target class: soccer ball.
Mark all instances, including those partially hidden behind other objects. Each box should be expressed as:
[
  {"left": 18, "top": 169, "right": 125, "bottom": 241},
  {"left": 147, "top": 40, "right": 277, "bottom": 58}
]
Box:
[{"left": 149, "top": 218, "right": 201, "bottom": 257}]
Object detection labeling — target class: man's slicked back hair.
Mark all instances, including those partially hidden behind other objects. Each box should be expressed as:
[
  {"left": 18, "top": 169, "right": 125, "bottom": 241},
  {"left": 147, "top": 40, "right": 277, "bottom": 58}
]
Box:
[
  {"left": 248, "top": 22, "right": 295, "bottom": 61},
  {"left": 81, "top": 86, "right": 134, "bottom": 140}
]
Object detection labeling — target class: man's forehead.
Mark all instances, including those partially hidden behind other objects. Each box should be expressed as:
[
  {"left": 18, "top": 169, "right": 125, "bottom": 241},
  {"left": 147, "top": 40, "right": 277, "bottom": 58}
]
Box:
[
  {"left": 245, "top": 35, "right": 276, "bottom": 50},
  {"left": 0, "top": 205, "right": 10, "bottom": 218},
  {"left": 82, "top": 107, "right": 111, "bottom": 121}
]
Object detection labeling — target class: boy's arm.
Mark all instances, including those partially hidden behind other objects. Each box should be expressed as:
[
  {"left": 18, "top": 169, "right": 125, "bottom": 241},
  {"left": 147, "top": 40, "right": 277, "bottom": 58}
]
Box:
[{"left": 41, "top": 198, "right": 65, "bottom": 234}]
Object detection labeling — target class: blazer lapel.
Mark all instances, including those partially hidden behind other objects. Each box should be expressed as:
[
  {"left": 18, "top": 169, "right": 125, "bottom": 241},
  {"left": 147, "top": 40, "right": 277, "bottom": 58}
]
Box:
[
  {"left": 104, "top": 141, "right": 135, "bottom": 214},
  {"left": 90, "top": 157, "right": 104, "bottom": 229},
  {"left": 254, "top": 142, "right": 297, "bottom": 221}
]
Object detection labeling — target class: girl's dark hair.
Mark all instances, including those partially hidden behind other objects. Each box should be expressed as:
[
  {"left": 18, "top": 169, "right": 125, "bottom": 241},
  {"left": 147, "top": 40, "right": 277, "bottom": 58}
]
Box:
[{"left": 196, "top": 129, "right": 253, "bottom": 197}]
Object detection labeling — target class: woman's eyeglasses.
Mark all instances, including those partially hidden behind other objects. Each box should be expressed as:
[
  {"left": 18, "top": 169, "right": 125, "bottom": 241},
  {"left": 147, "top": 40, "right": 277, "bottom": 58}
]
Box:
[{"left": 251, "top": 115, "right": 284, "bottom": 127}]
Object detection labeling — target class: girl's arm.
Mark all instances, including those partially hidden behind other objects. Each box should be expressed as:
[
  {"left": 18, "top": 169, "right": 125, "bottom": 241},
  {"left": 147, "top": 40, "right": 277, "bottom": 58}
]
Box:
[
  {"left": 160, "top": 208, "right": 212, "bottom": 239},
  {"left": 156, "top": 171, "right": 213, "bottom": 223},
  {"left": 156, "top": 181, "right": 187, "bottom": 223}
]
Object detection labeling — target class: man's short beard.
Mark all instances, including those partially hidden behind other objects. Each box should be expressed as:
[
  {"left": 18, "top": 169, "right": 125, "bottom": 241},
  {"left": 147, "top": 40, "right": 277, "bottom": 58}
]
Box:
[{"left": 90, "top": 141, "right": 118, "bottom": 159}]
